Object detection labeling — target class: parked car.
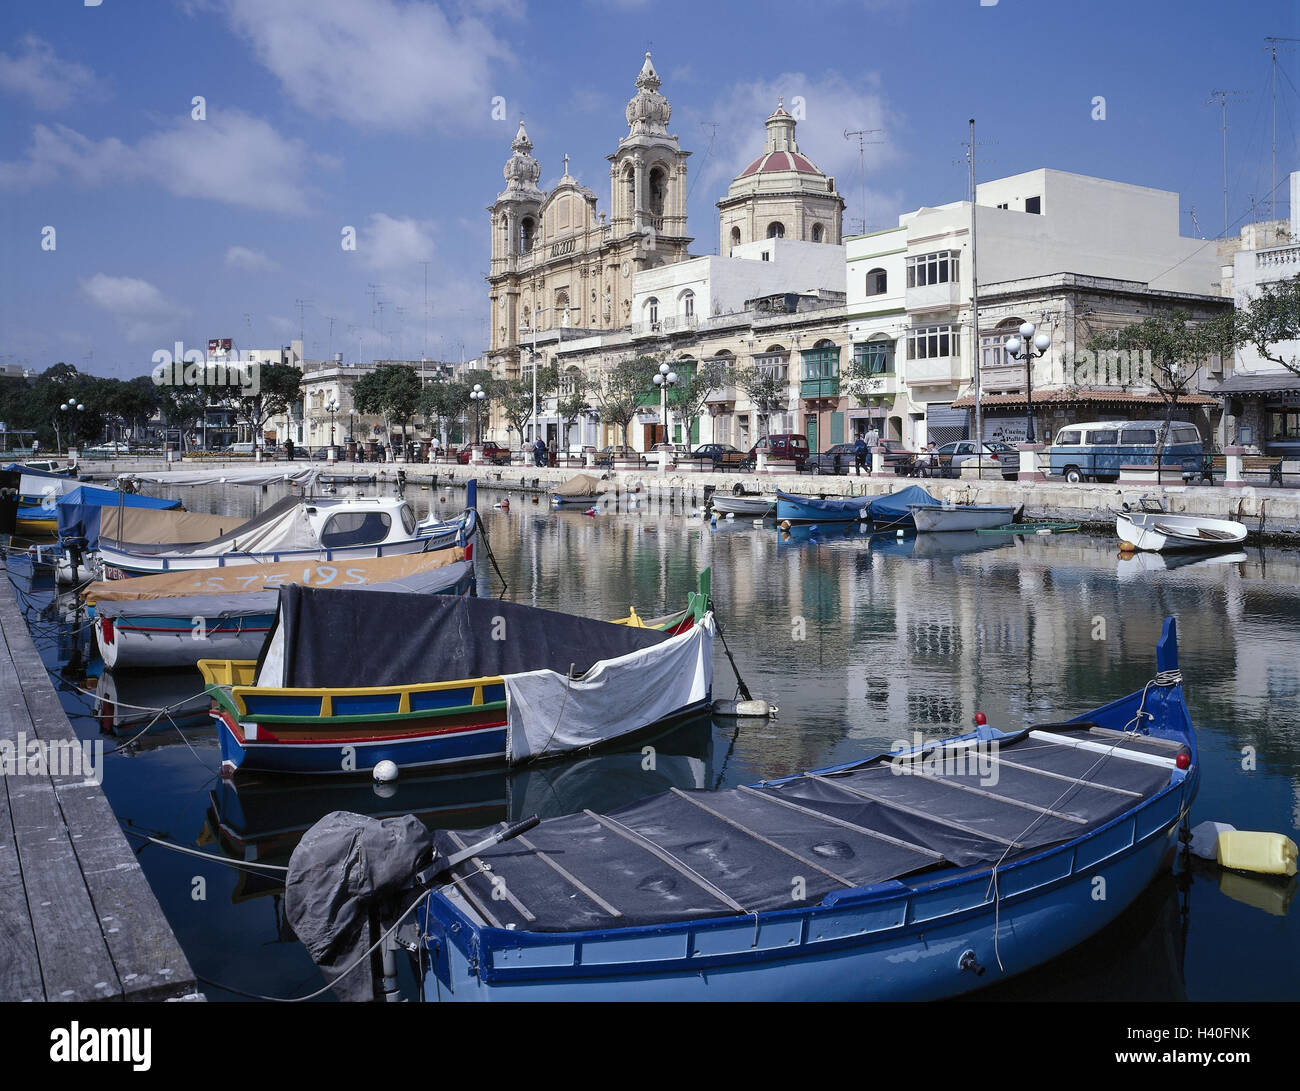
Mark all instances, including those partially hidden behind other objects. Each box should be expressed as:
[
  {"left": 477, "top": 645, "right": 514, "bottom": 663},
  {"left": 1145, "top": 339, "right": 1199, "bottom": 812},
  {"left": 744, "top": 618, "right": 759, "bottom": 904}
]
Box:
[
  {"left": 594, "top": 445, "right": 641, "bottom": 467},
  {"left": 83, "top": 442, "right": 131, "bottom": 457},
  {"left": 457, "top": 441, "right": 512, "bottom": 465},
  {"left": 1048, "top": 420, "right": 1203, "bottom": 484},
  {"left": 808, "top": 443, "right": 857, "bottom": 475},
  {"left": 689, "top": 443, "right": 746, "bottom": 471},
  {"left": 740, "top": 433, "right": 810, "bottom": 471},
  {"left": 912, "top": 440, "right": 1020, "bottom": 480}
]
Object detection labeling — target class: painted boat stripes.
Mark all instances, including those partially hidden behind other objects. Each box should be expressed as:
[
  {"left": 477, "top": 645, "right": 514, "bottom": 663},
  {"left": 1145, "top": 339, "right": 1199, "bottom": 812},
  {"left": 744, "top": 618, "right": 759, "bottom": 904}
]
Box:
[
  {"left": 883, "top": 761, "right": 1091, "bottom": 824},
  {"left": 446, "top": 831, "right": 536, "bottom": 924},
  {"left": 513, "top": 834, "right": 623, "bottom": 919},
  {"left": 1027, "top": 731, "right": 1178, "bottom": 769},
  {"left": 582, "top": 810, "right": 749, "bottom": 915},
  {"left": 806, "top": 773, "right": 1025, "bottom": 849},
  {"left": 668, "top": 788, "right": 859, "bottom": 887},
  {"left": 734, "top": 785, "right": 944, "bottom": 859}
]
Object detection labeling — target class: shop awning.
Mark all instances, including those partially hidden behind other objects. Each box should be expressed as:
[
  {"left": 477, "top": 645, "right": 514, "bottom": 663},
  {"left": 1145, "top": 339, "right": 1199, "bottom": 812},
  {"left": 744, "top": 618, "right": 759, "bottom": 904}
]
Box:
[
  {"left": 951, "top": 389, "right": 1219, "bottom": 409},
  {"left": 1202, "top": 371, "right": 1300, "bottom": 397}
]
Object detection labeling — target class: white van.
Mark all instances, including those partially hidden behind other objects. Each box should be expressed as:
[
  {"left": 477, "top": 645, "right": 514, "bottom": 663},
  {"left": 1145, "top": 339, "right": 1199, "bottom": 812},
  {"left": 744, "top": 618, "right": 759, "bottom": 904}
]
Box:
[{"left": 222, "top": 442, "right": 256, "bottom": 455}]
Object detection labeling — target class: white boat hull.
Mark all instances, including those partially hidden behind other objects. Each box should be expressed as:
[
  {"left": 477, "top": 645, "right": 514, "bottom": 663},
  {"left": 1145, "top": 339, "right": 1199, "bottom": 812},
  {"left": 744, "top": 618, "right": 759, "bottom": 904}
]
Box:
[
  {"left": 98, "top": 620, "right": 265, "bottom": 671},
  {"left": 1116, "top": 512, "right": 1248, "bottom": 552},
  {"left": 910, "top": 504, "right": 1017, "bottom": 533},
  {"left": 711, "top": 494, "right": 775, "bottom": 517}
]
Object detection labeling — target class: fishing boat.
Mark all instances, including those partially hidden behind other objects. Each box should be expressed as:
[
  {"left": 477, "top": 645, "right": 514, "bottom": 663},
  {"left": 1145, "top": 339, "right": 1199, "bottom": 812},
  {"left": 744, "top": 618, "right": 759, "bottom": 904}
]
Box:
[
  {"left": 197, "top": 569, "right": 714, "bottom": 776},
  {"left": 98, "top": 487, "right": 477, "bottom": 576},
  {"left": 775, "top": 490, "right": 869, "bottom": 524},
  {"left": 6, "top": 462, "right": 81, "bottom": 535},
  {"left": 865, "top": 484, "right": 941, "bottom": 529},
  {"left": 54, "top": 485, "right": 183, "bottom": 583},
  {"left": 552, "top": 473, "right": 606, "bottom": 508},
  {"left": 1116, "top": 497, "right": 1247, "bottom": 552},
  {"left": 400, "top": 617, "right": 1195, "bottom": 1002},
  {"left": 910, "top": 503, "right": 1022, "bottom": 534},
  {"left": 711, "top": 493, "right": 776, "bottom": 518},
  {"left": 89, "top": 546, "right": 476, "bottom": 670}
]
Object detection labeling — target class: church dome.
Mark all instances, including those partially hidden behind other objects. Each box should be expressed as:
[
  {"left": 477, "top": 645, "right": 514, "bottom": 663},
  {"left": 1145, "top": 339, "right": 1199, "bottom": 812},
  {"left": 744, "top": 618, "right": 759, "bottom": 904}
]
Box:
[{"left": 737, "top": 101, "right": 824, "bottom": 177}]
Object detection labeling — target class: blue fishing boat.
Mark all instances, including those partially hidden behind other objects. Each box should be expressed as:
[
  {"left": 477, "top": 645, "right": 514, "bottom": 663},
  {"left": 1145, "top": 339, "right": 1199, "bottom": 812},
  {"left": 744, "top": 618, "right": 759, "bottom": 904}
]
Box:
[
  {"left": 865, "top": 484, "right": 941, "bottom": 529},
  {"left": 406, "top": 618, "right": 1196, "bottom": 1001},
  {"left": 775, "top": 489, "right": 869, "bottom": 524}
]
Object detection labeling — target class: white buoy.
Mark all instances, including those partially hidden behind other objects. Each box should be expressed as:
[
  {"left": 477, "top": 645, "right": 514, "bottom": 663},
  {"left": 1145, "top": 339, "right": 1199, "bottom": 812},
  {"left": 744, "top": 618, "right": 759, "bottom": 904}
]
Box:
[
  {"left": 712, "top": 698, "right": 779, "bottom": 718},
  {"left": 373, "top": 759, "right": 399, "bottom": 783},
  {"left": 1189, "top": 820, "right": 1235, "bottom": 860}
]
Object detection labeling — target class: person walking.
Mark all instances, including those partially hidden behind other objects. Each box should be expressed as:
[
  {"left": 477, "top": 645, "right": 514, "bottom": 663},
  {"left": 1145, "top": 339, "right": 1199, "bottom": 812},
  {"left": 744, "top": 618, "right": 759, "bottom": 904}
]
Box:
[{"left": 853, "top": 433, "right": 868, "bottom": 476}]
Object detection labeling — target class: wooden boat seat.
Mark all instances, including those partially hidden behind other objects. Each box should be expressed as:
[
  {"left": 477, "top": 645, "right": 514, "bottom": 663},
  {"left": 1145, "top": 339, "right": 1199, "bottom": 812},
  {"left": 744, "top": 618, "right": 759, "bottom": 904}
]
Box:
[
  {"left": 433, "top": 726, "right": 1174, "bottom": 933},
  {"left": 1152, "top": 521, "right": 1238, "bottom": 542}
]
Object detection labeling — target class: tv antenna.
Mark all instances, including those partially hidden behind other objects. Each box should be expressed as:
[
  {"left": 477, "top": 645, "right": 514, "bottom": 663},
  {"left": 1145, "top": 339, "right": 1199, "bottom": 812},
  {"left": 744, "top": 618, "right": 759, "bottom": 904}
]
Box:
[
  {"left": 1205, "top": 90, "right": 1250, "bottom": 236},
  {"left": 294, "top": 299, "right": 314, "bottom": 345},
  {"left": 843, "top": 127, "right": 884, "bottom": 233},
  {"left": 1183, "top": 207, "right": 1205, "bottom": 239},
  {"left": 1265, "top": 38, "right": 1300, "bottom": 221}
]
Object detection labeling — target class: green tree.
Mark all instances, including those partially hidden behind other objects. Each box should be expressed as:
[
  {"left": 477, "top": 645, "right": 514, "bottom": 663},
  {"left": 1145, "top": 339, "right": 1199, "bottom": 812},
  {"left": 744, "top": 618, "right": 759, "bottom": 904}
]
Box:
[
  {"left": 556, "top": 370, "right": 590, "bottom": 450},
  {"left": 499, "top": 364, "right": 558, "bottom": 445},
  {"left": 732, "top": 362, "right": 788, "bottom": 440},
  {"left": 419, "top": 377, "right": 471, "bottom": 445},
  {"left": 158, "top": 385, "right": 207, "bottom": 452},
  {"left": 1085, "top": 308, "right": 1234, "bottom": 455},
  {"left": 594, "top": 354, "right": 658, "bottom": 447},
  {"left": 1236, "top": 273, "right": 1300, "bottom": 375},
  {"left": 235, "top": 362, "right": 302, "bottom": 451},
  {"left": 354, "top": 364, "right": 422, "bottom": 447},
  {"left": 668, "top": 358, "right": 726, "bottom": 446}
]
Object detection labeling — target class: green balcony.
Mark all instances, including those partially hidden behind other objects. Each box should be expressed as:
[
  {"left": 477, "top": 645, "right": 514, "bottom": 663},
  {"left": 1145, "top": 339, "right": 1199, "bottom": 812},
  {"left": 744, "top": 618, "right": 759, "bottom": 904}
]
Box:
[{"left": 800, "top": 377, "right": 840, "bottom": 399}]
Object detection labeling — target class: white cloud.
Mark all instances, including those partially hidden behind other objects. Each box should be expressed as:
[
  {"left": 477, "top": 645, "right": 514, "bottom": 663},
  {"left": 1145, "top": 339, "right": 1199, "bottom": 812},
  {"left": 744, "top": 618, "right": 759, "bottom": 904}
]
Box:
[
  {"left": 360, "top": 213, "right": 437, "bottom": 271},
  {"left": 225, "top": 245, "right": 280, "bottom": 271},
  {"left": 0, "top": 109, "right": 315, "bottom": 213},
  {"left": 224, "top": 0, "right": 513, "bottom": 131},
  {"left": 0, "top": 35, "right": 97, "bottom": 111},
  {"left": 81, "top": 274, "right": 192, "bottom": 343},
  {"left": 688, "top": 71, "right": 902, "bottom": 229}
]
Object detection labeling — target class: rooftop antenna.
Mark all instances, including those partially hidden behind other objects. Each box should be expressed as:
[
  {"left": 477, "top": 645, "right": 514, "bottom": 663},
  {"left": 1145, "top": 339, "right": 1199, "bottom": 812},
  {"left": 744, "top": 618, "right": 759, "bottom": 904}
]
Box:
[
  {"left": 843, "top": 127, "right": 884, "bottom": 233},
  {"left": 1206, "top": 90, "right": 1250, "bottom": 236},
  {"left": 1265, "top": 38, "right": 1300, "bottom": 221},
  {"left": 966, "top": 119, "right": 984, "bottom": 448},
  {"left": 420, "top": 260, "right": 431, "bottom": 361},
  {"left": 242, "top": 312, "right": 253, "bottom": 346},
  {"left": 1183, "top": 207, "right": 1205, "bottom": 239},
  {"left": 321, "top": 313, "right": 336, "bottom": 359},
  {"left": 294, "top": 298, "right": 314, "bottom": 345}
]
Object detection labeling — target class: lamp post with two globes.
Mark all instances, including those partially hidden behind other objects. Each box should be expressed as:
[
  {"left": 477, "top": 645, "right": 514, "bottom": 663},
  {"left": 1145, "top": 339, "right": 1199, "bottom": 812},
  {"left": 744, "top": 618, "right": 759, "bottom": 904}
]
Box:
[
  {"left": 1003, "top": 321, "right": 1051, "bottom": 443},
  {"left": 652, "top": 361, "right": 678, "bottom": 449}
]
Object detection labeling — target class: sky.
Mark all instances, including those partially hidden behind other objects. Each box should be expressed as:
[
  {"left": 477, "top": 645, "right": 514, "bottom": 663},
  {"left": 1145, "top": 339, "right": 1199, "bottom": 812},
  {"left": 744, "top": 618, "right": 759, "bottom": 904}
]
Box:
[{"left": 1, "top": 0, "right": 1298, "bottom": 380}]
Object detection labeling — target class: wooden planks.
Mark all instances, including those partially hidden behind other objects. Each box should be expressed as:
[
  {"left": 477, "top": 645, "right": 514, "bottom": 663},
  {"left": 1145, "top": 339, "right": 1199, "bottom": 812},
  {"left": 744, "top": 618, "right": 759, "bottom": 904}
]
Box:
[{"left": 0, "top": 555, "right": 197, "bottom": 1001}]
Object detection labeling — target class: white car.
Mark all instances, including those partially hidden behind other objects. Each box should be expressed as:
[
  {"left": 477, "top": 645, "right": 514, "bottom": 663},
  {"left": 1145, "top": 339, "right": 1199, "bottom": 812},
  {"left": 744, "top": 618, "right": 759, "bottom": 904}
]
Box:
[{"left": 84, "top": 442, "right": 132, "bottom": 456}]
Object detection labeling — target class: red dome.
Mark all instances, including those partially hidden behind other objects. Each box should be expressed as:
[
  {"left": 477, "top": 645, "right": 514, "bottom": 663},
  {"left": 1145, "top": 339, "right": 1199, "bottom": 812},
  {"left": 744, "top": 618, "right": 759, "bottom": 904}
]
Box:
[{"left": 738, "top": 150, "right": 823, "bottom": 178}]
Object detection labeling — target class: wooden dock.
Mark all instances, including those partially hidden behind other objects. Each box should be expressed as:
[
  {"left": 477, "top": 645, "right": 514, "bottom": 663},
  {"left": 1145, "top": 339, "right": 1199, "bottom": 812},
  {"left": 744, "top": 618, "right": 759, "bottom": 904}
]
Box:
[{"left": 0, "top": 553, "right": 198, "bottom": 1001}]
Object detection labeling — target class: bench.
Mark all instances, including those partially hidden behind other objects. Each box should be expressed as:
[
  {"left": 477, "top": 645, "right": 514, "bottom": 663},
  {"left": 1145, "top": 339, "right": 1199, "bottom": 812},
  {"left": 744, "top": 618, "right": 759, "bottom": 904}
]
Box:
[{"left": 1182, "top": 453, "right": 1284, "bottom": 486}]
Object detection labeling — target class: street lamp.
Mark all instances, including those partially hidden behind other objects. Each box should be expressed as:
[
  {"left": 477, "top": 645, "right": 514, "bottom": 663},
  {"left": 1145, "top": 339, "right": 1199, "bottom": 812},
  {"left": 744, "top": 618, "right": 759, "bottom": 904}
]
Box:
[
  {"left": 470, "top": 383, "right": 487, "bottom": 446},
  {"left": 1003, "top": 321, "right": 1051, "bottom": 443},
  {"left": 652, "top": 362, "right": 678, "bottom": 448},
  {"left": 326, "top": 397, "right": 339, "bottom": 446},
  {"left": 59, "top": 401, "right": 84, "bottom": 450}
]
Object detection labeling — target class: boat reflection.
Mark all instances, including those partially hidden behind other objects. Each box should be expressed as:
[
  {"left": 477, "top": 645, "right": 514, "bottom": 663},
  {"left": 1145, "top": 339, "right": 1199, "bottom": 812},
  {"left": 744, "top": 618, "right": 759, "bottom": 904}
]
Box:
[
  {"left": 1116, "top": 548, "right": 1250, "bottom": 578},
  {"left": 92, "top": 668, "right": 214, "bottom": 741},
  {"left": 870, "top": 530, "right": 1016, "bottom": 560}
]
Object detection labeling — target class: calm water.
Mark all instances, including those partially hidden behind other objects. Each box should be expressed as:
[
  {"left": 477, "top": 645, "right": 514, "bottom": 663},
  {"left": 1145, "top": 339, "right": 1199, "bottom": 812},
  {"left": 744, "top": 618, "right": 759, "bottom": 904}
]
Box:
[{"left": 13, "top": 477, "right": 1300, "bottom": 1001}]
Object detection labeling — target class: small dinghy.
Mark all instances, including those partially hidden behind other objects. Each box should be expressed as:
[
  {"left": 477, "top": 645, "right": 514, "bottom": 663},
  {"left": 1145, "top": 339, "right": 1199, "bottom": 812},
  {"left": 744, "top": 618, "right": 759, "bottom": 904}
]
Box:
[
  {"left": 289, "top": 618, "right": 1199, "bottom": 1001},
  {"left": 711, "top": 493, "right": 776, "bottom": 518},
  {"left": 910, "top": 503, "right": 1022, "bottom": 533},
  {"left": 1116, "top": 496, "right": 1247, "bottom": 552},
  {"left": 775, "top": 490, "right": 869, "bottom": 524},
  {"left": 552, "top": 473, "right": 606, "bottom": 508}
]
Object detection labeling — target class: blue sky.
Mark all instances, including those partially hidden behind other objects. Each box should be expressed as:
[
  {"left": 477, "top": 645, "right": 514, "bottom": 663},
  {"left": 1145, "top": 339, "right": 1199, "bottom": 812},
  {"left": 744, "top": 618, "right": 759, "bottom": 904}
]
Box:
[{"left": 1, "top": 0, "right": 1297, "bottom": 379}]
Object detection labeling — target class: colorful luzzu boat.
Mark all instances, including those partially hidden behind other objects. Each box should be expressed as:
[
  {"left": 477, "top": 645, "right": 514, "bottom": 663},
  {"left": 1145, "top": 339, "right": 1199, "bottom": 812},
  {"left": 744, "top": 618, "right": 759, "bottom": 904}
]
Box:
[{"left": 198, "top": 571, "right": 714, "bottom": 777}]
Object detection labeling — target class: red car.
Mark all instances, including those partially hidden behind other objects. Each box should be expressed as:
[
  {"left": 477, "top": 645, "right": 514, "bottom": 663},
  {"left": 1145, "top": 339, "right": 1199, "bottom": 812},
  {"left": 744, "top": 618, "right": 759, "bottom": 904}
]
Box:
[{"left": 457, "top": 441, "right": 512, "bottom": 465}]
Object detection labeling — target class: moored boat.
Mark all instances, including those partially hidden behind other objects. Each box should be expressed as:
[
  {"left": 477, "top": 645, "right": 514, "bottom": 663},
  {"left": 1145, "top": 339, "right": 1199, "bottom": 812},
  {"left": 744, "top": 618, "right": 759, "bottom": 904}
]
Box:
[
  {"left": 711, "top": 493, "right": 776, "bottom": 517},
  {"left": 1116, "top": 497, "right": 1247, "bottom": 552},
  {"left": 402, "top": 617, "right": 1196, "bottom": 1002},
  {"left": 89, "top": 546, "right": 476, "bottom": 670},
  {"left": 865, "top": 484, "right": 941, "bottom": 529},
  {"left": 910, "top": 502, "right": 1021, "bottom": 533},
  {"left": 775, "top": 490, "right": 869, "bottom": 523},
  {"left": 198, "top": 569, "right": 714, "bottom": 776},
  {"left": 552, "top": 473, "right": 606, "bottom": 507}
]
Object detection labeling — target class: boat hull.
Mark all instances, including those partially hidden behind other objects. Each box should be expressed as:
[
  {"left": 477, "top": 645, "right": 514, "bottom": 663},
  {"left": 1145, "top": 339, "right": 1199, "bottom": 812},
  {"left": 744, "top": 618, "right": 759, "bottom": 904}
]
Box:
[
  {"left": 775, "top": 491, "right": 869, "bottom": 523},
  {"left": 1116, "top": 511, "right": 1247, "bottom": 552},
  {"left": 911, "top": 504, "right": 1018, "bottom": 533},
  {"left": 711, "top": 495, "right": 775, "bottom": 517}
]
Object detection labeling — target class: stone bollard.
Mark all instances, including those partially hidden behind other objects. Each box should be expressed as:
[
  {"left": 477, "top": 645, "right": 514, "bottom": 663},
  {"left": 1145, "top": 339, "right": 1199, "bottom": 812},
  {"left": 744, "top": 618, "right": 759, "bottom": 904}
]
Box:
[
  {"left": 1017, "top": 443, "right": 1047, "bottom": 483},
  {"left": 756, "top": 449, "right": 769, "bottom": 473},
  {"left": 871, "top": 446, "right": 886, "bottom": 476},
  {"left": 1223, "top": 445, "right": 1246, "bottom": 489},
  {"left": 658, "top": 449, "right": 671, "bottom": 475}
]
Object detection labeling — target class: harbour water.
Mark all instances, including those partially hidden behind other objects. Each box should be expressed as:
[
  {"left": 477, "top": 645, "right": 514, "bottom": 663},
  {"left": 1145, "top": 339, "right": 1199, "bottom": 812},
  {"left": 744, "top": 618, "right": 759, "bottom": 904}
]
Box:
[{"left": 14, "top": 479, "right": 1300, "bottom": 1001}]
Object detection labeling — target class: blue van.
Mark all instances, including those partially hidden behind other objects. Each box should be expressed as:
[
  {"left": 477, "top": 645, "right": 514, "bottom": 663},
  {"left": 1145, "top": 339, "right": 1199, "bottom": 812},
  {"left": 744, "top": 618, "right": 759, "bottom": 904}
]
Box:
[{"left": 1048, "top": 419, "right": 1204, "bottom": 483}]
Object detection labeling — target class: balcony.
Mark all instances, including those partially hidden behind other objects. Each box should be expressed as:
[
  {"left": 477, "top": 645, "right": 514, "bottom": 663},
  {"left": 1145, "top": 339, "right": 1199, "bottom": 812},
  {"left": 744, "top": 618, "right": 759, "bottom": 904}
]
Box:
[
  {"left": 906, "top": 280, "right": 962, "bottom": 315},
  {"left": 856, "top": 372, "right": 898, "bottom": 397},
  {"left": 978, "top": 363, "right": 1027, "bottom": 393},
  {"left": 1256, "top": 245, "right": 1300, "bottom": 276},
  {"left": 800, "top": 377, "right": 841, "bottom": 400},
  {"left": 706, "top": 385, "right": 738, "bottom": 405},
  {"left": 905, "top": 356, "right": 961, "bottom": 386}
]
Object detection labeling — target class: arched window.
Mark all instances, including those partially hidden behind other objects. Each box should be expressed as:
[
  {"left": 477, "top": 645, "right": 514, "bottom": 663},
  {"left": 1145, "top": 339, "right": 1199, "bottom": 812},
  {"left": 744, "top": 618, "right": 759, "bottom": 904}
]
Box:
[
  {"left": 982, "top": 317, "right": 1025, "bottom": 371},
  {"left": 647, "top": 297, "right": 660, "bottom": 325},
  {"left": 519, "top": 217, "right": 535, "bottom": 254},
  {"left": 624, "top": 165, "right": 636, "bottom": 217},
  {"left": 811, "top": 223, "right": 824, "bottom": 243},
  {"left": 649, "top": 167, "right": 666, "bottom": 217},
  {"left": 767, "top": 222, "right": 785, "bottom": 239},
  {"left": 681, "top": 290, "right": 695, "bottom": 320},
  {"left": 730, "top": 226, "right": 741, "bottom": 249},
  {"left": 865, "top": 267, "right": 887, "bottom": 296}
]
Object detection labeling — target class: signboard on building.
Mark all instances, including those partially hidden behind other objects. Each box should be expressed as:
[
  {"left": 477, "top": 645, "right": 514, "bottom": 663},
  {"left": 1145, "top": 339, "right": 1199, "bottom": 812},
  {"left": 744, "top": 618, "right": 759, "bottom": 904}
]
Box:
[{"left": 208, "top": 338, "right": 233, "bottom": 354}]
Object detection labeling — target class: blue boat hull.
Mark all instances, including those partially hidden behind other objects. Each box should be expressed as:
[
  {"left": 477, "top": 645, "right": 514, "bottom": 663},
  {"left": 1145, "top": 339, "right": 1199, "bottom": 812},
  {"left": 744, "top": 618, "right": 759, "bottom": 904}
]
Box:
[{"left": 775, "top": 492, "right": 869, "bottom": 524}]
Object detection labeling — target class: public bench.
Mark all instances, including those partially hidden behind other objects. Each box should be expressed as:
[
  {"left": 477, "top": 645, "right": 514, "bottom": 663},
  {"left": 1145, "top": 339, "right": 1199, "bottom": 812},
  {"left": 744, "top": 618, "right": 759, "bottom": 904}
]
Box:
[{"left": 1182, "top": 453, "right": 1284, "bottom": 486}]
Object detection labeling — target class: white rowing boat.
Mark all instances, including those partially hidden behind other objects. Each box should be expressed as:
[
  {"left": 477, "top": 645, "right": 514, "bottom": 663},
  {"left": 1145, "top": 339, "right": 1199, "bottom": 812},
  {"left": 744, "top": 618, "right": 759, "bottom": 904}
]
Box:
[{"left": 1116, "top": 497, "right": 1247, "bottom": 552}]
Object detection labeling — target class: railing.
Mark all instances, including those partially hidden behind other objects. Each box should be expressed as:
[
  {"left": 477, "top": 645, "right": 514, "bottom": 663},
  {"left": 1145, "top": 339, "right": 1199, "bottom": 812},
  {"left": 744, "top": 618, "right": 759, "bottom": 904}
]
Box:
[
  {"left": 800, "top": 377, "right": 840, "bottom": 399},
  {"left": 705, "top": 385, "right": 738, "bottom": 404},
  {"left": 1256, "top": 245, "right": 1300, "bottom": 270}
]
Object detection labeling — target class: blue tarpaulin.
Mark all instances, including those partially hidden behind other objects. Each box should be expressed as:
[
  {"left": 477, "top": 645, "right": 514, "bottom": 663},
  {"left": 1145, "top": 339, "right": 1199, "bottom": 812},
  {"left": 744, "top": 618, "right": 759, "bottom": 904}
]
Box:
[
  {"left": 56, "top": 486, "right": 180, "bottom": 550},
  {"left": 867, "top": 485, "right": 941, "bottom": 527}
]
